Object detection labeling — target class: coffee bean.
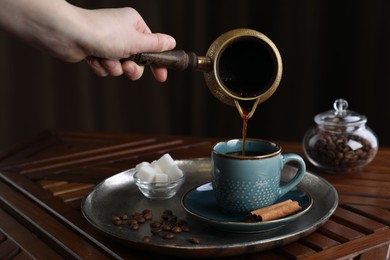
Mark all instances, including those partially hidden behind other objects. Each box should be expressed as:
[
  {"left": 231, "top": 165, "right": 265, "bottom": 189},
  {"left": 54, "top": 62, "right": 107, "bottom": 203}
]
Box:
[
  {"left": 142, "top": 209, "right": 153, "bottom": 220},
  {"left": 119, "top": 214, "right": 128, "bottom": 220},
  {"left": 161, "top": 209, "right": 173, "bottom": 220},
  {"left": 151, "top": 227, "right": 162, "bottom": 235},
  {"left": 142, "top": 236, "right": 151, "bottom": 243},
  {"left": 112, "top": 215, "right": 122, "bottom": 225},
  {"left": 177, "top": 219, "right": 188, "bottom": 227},
  {"left": 111, "top": 208, "right": 199, "bottom": 245},
  {"left": 130, "top": 222, "right": 139, "bottom": 231},
  {"left": 190, "top": 236, "right": 200, "bottom": 244},
  {"left": 171, "top": 226, "right": 182, "bottom": 234},
  {"left": 133, "top": 215, "right": 146, "bottom": 224},
  {"left": 150, "top": 220, "right": 161, "bottom": 228},
  {"left": 161, "top": 223, "right": 171, "bottom": 231},
  {"left": 181, "top": 225, "right": 190, "bottom": 232},
  {"left": 142, "top": 209, "right": 152, "bottom": 215},
  {"left": 163, "top": 232, "right": 175, "bottom": 240}
]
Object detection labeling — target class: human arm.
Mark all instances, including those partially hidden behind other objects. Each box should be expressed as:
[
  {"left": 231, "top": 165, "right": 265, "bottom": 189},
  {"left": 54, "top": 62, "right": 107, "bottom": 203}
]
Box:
[{"left": 0, "top": 0, "right": 176, "bottom": 82}]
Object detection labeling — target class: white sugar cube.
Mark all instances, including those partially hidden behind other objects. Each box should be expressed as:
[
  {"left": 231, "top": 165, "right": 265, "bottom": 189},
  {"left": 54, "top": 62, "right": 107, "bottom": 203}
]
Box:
[
  {"left": 136, "top": 162, "right": 150, "bottom": 172},
  {"left": 135, "top": 153, "right": 183, "bottom": 184},
  {"left": 157, "top": 153, "right": 176, "bottom": 172},
  {"left": 154, "top": 173, "right": 169, "bottom": 183},
  {"left": 166, "top": 164, "right": 183, "bottom": 181},
  {"left": 137, "top": 164, "right": 156, "bottom": 182},
  {"left": 150, "top": 160, "right": 163, "bottom": 173}
]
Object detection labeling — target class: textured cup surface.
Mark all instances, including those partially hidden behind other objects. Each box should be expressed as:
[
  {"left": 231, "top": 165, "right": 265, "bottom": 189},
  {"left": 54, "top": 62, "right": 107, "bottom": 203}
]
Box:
[{"left": 211, "top": 139, "right": 306, "bottom": 216}]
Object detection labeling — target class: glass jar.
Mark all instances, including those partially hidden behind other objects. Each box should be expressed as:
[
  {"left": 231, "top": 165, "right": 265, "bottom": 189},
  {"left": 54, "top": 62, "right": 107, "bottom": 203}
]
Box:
[{"left": 303, "top": 99, "right": 378, "bottom": 172}]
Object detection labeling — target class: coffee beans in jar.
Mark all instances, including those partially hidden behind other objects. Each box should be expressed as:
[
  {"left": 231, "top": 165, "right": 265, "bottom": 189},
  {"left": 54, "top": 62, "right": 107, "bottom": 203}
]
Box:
[{"left": 303, "top": 99, "right": 378, "bottom": 172}]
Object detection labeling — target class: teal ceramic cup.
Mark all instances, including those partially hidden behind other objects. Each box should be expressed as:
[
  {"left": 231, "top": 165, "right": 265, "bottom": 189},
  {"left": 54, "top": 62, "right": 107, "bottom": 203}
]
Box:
[{"left": 211, "top": 139, "right": 306, "bottom": 216}]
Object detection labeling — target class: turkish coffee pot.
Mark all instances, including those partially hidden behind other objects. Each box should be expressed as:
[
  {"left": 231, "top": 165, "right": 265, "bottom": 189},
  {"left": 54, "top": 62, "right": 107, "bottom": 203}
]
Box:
[{"left": 128, "top": 28, "right": 283, "bottom": 118}]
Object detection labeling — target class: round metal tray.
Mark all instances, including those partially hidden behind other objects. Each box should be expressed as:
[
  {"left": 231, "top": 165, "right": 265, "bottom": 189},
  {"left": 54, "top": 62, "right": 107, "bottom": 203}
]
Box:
[{"left": 81, "top": 158, "right": 338, "bottom": 258}]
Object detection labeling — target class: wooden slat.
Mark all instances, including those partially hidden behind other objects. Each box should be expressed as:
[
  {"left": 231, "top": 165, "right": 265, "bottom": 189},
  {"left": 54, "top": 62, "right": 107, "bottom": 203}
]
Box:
[
  {"left": 17, "top": 138, "right": 156, "bottom": 168},
  {"left": 11, "top": 251, "right": 33, "bottom": 260},
  {"left": 279, "top": 242, "right": 317, "bottom": 258},
  {"left": 303, "top": 229, "right": 390, "bottom": 260},
  {"left": 338, "top": 194, "right": 390, "bottom": 208},
  {"left": 234, "top": 250, "right": 287, "bottom": 259},
  {"left": 56, "top": 186, "right": 94, "bottom": 203},
  {"left": 45, "top": 182, "right": 94, "bottom": 196},
  {"left": 322, "top": 172, "right": 390, "bottom": 183},
  {"left": 0, "top": 180, "right": 116, "bottom": 259},
  {"left": 35, "top": 166, "right": 122, "bottom": 183},
  {"left": 0, "top": 208, "right": 60, "bottom": 259},
  {"left": 359, "top": 244, "right": 390, "bottom": 260},
  {"left": 318, "top": 220, "right": 365, "bottom": 243},
  {"left": 343, "top": 204, "right": 390, "bottom": 225},
  {"left": 21, "top": 139, "right": 212, "bottom": 179},
  {"left": 18, "top": 139, "right": 187, "bottom": 176},
  {"left": 66, "top": 198, "right": 84, "bottom": 210},
  {"left": 37, "top": 180, "right": 69, "bottom": 189},
  {"left": 0, "top": 239, "right": 20, "bottom": 259},
  {"left": 301, "top": 232, "right": 340, "bottom": 251},
  {"left": 0, "top": 131, "right": 154, "bottom": 166},
  {"left": 3, "top": 138, "right": 157, "bottom": 172},
  {"left": 333, "top": 183, "right": 390, "bottom": 198},
  {"left": 332, "top": 207, "right": 388, "bottom": 233},
  {"left": 0, "top": 166, "right": 151, "bottom": 258},
  {"left": 0, "top": 130, "right": 59, "bottom": 163}
]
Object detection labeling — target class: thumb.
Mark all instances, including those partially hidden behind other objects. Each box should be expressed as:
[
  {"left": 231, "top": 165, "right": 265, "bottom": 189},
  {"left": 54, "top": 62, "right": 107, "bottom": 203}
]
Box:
[{"left": 133, "top": 33, "right": 176, "bottom": 54}]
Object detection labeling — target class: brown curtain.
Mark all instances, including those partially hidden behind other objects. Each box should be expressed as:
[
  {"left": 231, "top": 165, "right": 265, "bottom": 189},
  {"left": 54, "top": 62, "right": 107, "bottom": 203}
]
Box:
[{"left": 0, "top": 0, "right": 389, "bottom": 150}]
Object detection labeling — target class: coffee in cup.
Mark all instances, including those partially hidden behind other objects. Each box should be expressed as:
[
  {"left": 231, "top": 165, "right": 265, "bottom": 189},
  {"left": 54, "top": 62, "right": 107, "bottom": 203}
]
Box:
[{"left": 211, "top": 139, "right": 306, "bottom": 216}]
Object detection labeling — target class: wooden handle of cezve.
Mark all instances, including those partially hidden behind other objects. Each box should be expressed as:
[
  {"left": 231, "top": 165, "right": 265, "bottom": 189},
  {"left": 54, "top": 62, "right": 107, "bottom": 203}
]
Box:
[{"left": 123, "top": 50, "right": 199, "bottom": 71}]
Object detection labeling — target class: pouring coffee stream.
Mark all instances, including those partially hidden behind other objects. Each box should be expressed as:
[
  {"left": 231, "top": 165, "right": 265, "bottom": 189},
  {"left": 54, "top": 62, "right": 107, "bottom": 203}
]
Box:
[{"left": 127, "top": 29, "right": 283, "bottom": 154}]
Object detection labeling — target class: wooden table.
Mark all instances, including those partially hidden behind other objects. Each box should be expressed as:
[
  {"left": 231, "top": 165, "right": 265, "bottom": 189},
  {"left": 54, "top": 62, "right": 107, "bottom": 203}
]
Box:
[{"left": 0, "top": 130, "right": 389, "bottom": 259}]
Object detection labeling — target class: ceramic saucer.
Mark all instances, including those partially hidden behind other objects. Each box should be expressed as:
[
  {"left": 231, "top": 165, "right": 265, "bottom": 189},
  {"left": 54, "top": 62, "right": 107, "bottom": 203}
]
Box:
[{"left": 182, "top": 182, "right": 313, "bottom": 233}]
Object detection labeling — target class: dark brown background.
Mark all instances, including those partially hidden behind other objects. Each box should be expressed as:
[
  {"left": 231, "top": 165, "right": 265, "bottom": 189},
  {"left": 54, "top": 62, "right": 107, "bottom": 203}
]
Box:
[{"left": 0, "top": 0, "right": 389, "bottom": 150}]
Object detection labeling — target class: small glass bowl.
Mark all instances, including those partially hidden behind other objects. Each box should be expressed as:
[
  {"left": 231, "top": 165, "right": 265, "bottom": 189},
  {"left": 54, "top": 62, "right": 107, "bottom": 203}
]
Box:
[{"left": 133, "top": 171, "right": 185, "bottom": 200}]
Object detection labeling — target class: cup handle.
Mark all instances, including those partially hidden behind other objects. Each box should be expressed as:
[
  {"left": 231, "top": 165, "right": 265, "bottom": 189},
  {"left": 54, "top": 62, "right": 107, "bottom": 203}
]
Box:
[{"left": 278, "top": 153, "right": 306, "bottom": 198}]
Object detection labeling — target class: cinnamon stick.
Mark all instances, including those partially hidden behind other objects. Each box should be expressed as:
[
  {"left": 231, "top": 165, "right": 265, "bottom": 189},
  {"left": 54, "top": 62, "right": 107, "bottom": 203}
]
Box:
[{"left": 247, "top": 200, "right": 302, "bottom": 222}]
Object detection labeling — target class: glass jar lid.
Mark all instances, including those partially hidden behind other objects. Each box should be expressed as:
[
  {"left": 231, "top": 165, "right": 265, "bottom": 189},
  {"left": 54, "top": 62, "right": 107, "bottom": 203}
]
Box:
[{"left": 314, "top": 99, "right": 367, "bottom": 127}]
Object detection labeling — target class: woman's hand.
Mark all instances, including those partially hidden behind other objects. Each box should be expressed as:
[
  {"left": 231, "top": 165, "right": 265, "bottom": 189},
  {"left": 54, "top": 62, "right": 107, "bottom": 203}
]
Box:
[
  {"left": 0, "top": 1, "right": 176, "bottom": 82},
  {"left": 80, "top": 7, "right": 176, "bottom": 82}
]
